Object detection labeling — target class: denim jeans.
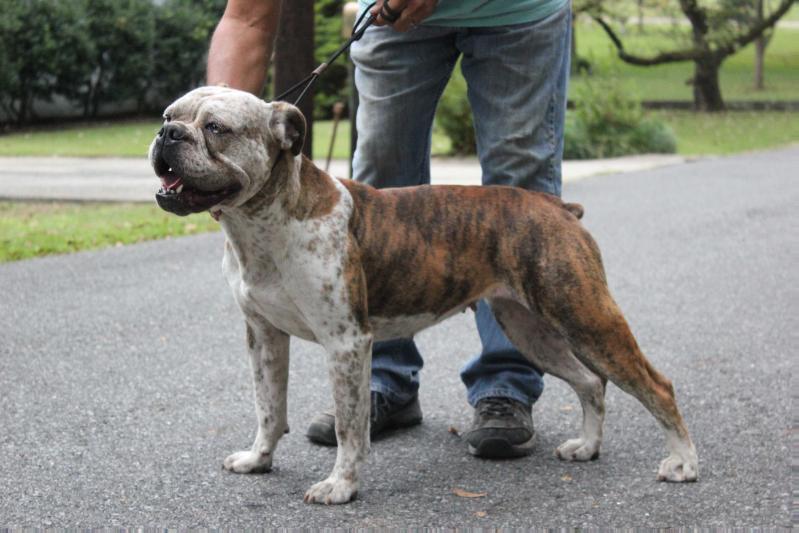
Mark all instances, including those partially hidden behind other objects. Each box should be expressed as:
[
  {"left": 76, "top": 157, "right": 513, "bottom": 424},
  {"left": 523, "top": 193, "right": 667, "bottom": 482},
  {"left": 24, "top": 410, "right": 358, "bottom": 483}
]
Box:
[{"left": 350, "top": 4, "right": 571, "bottom": 408}]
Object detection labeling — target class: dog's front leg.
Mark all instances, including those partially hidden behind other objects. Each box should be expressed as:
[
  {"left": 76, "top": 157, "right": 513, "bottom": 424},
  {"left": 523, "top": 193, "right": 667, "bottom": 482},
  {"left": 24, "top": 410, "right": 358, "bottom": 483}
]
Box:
[
  {"left": 304, "top": 333, "right": 372, "bottom": 504},
  {"left": 223, "top": 319, "right": 289, "bottom": 474}
]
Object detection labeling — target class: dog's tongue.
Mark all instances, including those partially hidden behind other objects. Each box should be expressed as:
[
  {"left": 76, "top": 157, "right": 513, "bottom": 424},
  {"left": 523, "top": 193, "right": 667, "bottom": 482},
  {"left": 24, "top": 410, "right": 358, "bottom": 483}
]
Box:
[{"left": 161, "top": 176, "right": 183, "bottom": 191}]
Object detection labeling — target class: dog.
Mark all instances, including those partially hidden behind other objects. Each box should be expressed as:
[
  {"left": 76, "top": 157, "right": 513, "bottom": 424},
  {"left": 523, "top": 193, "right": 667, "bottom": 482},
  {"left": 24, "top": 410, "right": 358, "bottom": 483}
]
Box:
[{"left": 149, "top": 86, "right": 698, "bottom": 504}]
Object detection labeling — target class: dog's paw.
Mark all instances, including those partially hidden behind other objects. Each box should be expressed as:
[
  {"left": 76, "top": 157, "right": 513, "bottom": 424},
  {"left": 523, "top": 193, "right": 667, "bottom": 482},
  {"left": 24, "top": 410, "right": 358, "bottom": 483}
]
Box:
[
  {"left": 657, "top": 453, "right": 698, "bottom": 482},
  {"left": 555, "top": 438, "right": 600, "bottom": 461},
  {"left": 303, "top": 476, "right": 358, "bottom": 505},
  {"left": 222, "top": 450, "right": 272, "bottom": 474}
]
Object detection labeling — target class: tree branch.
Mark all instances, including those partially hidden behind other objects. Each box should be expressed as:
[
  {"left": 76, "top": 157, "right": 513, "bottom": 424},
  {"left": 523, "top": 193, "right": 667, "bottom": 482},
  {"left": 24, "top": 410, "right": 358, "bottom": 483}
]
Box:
[
  {"left": 713, "top": 0, "right": 794, "bottom": 58},
  {"left": 591, "top": 15, "right": 705, "bottom": 66},
  {"left": 593, "top": 0, "right": 794, "bottom": 67}
]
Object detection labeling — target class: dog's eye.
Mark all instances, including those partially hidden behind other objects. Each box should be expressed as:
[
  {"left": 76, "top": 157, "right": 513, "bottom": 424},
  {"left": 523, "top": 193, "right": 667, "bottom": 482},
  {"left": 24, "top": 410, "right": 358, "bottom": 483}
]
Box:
[
  {"left": 163, "top": 114, "right": 171, "bottom": 122},
  {"left": 205, "top": 122, "right": 228, "bottom": 135}
]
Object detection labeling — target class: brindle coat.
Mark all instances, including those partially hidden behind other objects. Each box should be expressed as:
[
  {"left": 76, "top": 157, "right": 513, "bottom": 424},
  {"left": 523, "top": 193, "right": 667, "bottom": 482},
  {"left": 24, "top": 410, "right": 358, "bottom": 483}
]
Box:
[{"left": 150, "top": 87, "right": 698, "bottom": 506}]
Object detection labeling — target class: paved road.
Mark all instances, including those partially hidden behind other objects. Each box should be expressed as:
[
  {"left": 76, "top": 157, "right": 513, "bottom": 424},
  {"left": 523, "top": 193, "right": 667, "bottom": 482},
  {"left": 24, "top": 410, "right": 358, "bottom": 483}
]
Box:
[{"left": 1, "top": 147, "right": 795, "bottom": 527}]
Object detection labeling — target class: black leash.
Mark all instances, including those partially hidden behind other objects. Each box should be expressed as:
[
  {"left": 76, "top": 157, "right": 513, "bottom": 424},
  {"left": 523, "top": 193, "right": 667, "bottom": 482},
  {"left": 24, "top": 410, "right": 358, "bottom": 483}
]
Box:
[{"left": 275, "top": 2, "right": 378, "bottom": 106}]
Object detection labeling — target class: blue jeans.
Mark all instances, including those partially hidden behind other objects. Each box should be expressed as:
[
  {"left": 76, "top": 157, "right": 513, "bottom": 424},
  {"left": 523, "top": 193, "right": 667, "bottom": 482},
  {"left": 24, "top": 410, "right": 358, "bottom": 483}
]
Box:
[{"left": 350, "top": 5, "right": 571, "bottom": 408}]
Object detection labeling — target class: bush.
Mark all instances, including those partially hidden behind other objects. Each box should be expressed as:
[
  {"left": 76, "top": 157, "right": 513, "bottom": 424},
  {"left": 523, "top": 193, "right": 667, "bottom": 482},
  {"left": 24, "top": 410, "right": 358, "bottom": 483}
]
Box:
[
  {"left": 151, "top": 0, "right": 226, "bottom": 105},
  {"left": 565, "top": 78, "right": 676, "bottom": 159},
  {"left": 0, "top": 0, "right": 224, "bottom": 126},
  {"left": 0, "top": 0, "right": 93, "bottom": 125},
  {"left": 314, "top": 0, "right": 350, "bottom": 119},
  {"left": 435, "top": 68, "right": 476, "bottom": 155}
]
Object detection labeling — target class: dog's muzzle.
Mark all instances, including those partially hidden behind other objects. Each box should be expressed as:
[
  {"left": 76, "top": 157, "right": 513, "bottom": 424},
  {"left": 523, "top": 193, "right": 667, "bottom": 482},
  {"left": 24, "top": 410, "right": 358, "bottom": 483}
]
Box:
[{"left": 152, "top": 128, "right": 241, "bottom": 216}]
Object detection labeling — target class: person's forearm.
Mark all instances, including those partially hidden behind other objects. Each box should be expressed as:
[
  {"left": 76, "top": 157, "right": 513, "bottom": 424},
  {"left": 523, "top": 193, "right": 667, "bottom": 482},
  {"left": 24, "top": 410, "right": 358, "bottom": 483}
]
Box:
[{"left": 207, "top": 2, "right": 282, "bottom": 95}]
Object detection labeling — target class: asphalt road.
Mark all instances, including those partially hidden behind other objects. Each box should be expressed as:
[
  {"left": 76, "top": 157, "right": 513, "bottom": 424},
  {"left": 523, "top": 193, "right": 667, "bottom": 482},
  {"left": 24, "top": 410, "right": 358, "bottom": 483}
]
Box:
[{"left": 1, "top": 147, "right": 796, "bottom": 527}]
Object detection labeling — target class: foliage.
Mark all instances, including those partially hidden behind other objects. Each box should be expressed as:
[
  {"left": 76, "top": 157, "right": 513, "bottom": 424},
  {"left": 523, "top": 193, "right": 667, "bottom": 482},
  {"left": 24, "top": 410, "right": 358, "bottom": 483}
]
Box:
[
  {"left": 80, "top": 0, "right": 156, "bottom": 117},
  {"left": 435, "top": 69, "right": 476, "bottom": 155},
  {"left": 314, "top": 0, "right": 351, "bottom": 119},
  {"left": 151, "top": 0, "right": 227, "bottom": 104},
  {"left": 0, "top": 0, "right": 94, "bottom": 125},
  {"left": 565, "top": 78, "right": 676, "bottom": 159},
  {"left": 0, "top": 0, "right": 224, "bottom": 125}
]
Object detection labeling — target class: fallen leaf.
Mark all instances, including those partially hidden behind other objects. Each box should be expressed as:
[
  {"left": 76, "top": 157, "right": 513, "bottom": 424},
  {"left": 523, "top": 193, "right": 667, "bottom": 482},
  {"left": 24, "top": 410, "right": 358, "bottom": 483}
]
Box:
[
  {"left": 448, "top": 426, "right": 460, "bottom": 436},
  {"left": 561, "top": 474, "right": 572, "bottom": 481},
  {"left": 452, "top": 488, "right": 487, "bottom": 498},
  {"left": 474, "top": 511, "right": 487, "bottom": 518}
]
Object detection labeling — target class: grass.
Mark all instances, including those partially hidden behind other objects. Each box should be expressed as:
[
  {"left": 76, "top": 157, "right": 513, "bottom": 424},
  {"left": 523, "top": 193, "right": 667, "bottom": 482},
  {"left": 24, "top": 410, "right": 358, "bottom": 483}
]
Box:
[
  {"left": 650, "top": 110, "right": 799, "bottom": 155},
  {"left": 0, "top": 118, "right": 451, "bottom": 160},
  {"left": 0, "top": 202, "right": 219, "bottom": 262}
]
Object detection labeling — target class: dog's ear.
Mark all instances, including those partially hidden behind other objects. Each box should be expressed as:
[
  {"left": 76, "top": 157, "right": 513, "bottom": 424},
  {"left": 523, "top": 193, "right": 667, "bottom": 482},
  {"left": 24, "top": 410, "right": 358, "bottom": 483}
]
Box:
[{"left": 269, "top": 102, "right": 306, "bottom": 156}]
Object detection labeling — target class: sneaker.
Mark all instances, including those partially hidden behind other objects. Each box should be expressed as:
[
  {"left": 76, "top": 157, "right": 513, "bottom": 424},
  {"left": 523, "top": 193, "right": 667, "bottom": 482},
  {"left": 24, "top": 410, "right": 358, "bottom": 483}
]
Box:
[
  {"left": 306, "top": 392, "right": 423, "bottom": 446},
  {"left": 464, "top": 397, "right": 535, "bottom": 458}
]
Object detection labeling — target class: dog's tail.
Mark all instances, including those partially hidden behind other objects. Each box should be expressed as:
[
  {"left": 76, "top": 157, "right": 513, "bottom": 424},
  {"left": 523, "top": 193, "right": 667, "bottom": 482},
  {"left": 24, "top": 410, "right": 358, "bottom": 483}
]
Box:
[{"left": 563, "top": 202, "right": 584, "bottom": 219}]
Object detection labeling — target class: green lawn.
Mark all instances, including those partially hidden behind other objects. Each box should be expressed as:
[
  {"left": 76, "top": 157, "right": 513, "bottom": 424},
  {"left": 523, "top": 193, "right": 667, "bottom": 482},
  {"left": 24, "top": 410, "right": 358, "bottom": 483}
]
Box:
[
  {"left": 571, "top": 20, "right": 799, "bottom": 103},
  {"left": 0, "top": 202, "right": 219, "bottom": 262},
  {"left": 650, "top": 110, "right": 799, "bottom": 155},
  {"left": 0, "top": 110, "right": 796, "bottom": 160},
  {"left": 0, "top": 119, "right": 451, "bottom": 160}
]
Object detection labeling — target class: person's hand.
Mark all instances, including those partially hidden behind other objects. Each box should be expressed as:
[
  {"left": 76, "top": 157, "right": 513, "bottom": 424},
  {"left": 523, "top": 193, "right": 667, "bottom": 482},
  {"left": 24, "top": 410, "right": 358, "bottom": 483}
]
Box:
[{"left": 370, "top": 0, "right": 437, "bottom": 32}]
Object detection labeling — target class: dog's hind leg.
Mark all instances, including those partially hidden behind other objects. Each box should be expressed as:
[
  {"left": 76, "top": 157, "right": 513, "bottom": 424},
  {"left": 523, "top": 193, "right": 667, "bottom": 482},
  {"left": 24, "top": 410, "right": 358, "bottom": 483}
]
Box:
[
  {"left": 537, "top": 285, "right": 698, "bottom": 482},
  {"left": 223, "top": 318, "right": 290, "bottom": 474},
  {"left": 489, "top": 297, "right": 606, "bottom": 462}
]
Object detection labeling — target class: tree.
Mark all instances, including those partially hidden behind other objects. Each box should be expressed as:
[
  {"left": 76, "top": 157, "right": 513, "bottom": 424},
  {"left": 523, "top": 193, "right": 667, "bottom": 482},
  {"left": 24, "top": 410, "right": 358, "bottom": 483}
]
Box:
[
  {"left": 591, "top": 0, "right": 794, "bottom": 111},
  {"left": 151, "top": 0, "right": 226, "bottom": 105},
  {"left": 80, "top": 0, "right": 155, "bottom": 117},
  {"left": 0, "top": 0, "right": 93, "bottom": 125}
]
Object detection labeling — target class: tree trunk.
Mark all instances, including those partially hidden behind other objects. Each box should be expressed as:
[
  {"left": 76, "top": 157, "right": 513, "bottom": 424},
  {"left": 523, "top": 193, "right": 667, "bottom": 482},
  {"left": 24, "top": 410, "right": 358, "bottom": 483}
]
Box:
[
  {"left": 692, "top": 57, "right": 725, "bottom": 111},
  {"left": 274, "top": 1, "right": 315, "bottom": 158},
  {"left": 754, "top": 37, "right": 766, "bottom": 90},
  {"left": 753, "top": 0, "right": 765, "bottom": 90}
]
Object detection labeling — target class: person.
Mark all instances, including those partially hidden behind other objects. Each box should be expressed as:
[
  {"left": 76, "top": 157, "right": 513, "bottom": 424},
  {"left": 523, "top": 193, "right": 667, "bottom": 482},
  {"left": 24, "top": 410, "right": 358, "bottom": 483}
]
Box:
[{"left": 207, "top": 0, "right": 571, "bottom": 459}]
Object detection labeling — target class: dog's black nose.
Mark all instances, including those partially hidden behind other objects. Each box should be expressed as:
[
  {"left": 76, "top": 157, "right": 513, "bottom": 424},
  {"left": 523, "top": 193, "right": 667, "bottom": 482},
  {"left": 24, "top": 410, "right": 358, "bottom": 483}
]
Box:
[{"left": 162, "top": 123, "right": 187, "bottom": 145}]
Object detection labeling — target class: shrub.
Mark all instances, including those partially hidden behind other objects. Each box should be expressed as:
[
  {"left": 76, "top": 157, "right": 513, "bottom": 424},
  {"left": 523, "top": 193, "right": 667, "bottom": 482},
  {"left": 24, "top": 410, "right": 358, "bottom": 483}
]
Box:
[
  {"left": 435, "top": 68, "right": 476, "bottom": 155},
  {"left": 565, "top": 79, "right": 676, "bottom": 158},
  {"left": 0, "top": 0, "right": 93, "bottom": 125}
]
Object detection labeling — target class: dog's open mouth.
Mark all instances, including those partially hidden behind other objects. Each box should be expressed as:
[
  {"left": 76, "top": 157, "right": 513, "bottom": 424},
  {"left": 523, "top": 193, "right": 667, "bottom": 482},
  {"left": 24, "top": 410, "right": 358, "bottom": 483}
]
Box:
[{"left": 155, "top": 165, "right": 241, "bottom": 216}]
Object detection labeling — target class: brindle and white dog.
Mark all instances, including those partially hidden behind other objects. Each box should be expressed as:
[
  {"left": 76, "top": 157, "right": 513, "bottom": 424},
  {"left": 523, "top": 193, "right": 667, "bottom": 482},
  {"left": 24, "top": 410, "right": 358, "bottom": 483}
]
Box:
[{"left": 149, "top": 86, "right": 698, "bottom": 505}]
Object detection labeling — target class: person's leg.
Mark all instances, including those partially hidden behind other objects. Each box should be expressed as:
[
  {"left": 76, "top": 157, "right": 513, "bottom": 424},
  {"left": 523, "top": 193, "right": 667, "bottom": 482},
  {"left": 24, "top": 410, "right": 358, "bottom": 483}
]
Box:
[
  {"left": 306, "top": 25, "right": 460, "bottom": 445},
  {"left": 455, "top": 5, "right": 572, "bottom": 456},
  {"left": 352, "top": 24, "right": 460, "bottom": 404}
]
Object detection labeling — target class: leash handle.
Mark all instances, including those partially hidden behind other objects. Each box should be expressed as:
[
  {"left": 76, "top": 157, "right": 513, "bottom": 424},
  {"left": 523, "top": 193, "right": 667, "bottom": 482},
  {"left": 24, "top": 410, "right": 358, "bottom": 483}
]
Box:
[{"left": 275, "top": 2, "right": 377, "bottom": 106}]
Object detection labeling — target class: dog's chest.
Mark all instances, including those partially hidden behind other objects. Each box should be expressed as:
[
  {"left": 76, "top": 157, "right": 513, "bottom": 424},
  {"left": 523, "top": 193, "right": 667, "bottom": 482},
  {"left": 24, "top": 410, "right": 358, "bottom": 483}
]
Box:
[{"left": 223, "top": 249, "right": 317, "bottom": 341}]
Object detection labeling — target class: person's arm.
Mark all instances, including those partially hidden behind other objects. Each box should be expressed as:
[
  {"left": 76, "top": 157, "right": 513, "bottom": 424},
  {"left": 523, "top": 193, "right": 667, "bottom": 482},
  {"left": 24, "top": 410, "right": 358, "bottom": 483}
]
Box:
[{"left": 207, "top": 0, "right": 283, "bottom": 95}]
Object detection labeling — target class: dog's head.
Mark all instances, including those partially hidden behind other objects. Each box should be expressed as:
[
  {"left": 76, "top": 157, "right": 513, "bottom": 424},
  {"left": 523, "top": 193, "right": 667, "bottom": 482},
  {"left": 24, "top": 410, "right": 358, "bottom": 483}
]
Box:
[{"left": 149, "top": 86, "right": 306, "bottom": 216}]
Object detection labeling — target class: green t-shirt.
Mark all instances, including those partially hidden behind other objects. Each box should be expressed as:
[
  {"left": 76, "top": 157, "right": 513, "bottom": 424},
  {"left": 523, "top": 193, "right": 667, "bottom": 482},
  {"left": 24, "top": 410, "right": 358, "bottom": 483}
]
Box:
[{"left": 359, "top": 0, "right": 568, "bottom": 27}]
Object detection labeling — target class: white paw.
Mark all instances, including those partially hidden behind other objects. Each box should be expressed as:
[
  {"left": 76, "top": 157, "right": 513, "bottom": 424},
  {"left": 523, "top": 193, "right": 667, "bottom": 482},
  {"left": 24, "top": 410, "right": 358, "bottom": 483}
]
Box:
[
  {"left": 657, "top": 453, "right": 698, "bottom": 482},
  {"left": 303, "top": 476, "right": 358, "bottom": 505},
  {"left": 222, "top": 450, "right": 272, "bottom": 474},
  {"left": 555, "top": 438, "right": 601, "bottom": 461}
]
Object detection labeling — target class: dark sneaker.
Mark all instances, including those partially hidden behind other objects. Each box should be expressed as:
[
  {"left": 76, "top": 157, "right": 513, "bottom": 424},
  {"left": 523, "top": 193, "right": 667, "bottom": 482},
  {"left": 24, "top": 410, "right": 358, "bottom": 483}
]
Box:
[
  {"left": 464, "top": 397, "right": 535, "bottom": 459},
  {"left": 306, "top": 392, "right": 423, "bottom": 446}
]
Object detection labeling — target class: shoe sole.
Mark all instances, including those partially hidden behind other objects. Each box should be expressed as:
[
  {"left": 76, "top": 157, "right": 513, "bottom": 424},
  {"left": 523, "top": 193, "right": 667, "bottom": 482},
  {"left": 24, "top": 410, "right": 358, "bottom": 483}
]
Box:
[{"left": 467, "top": 436, "right": 535, "bottom": 459}]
